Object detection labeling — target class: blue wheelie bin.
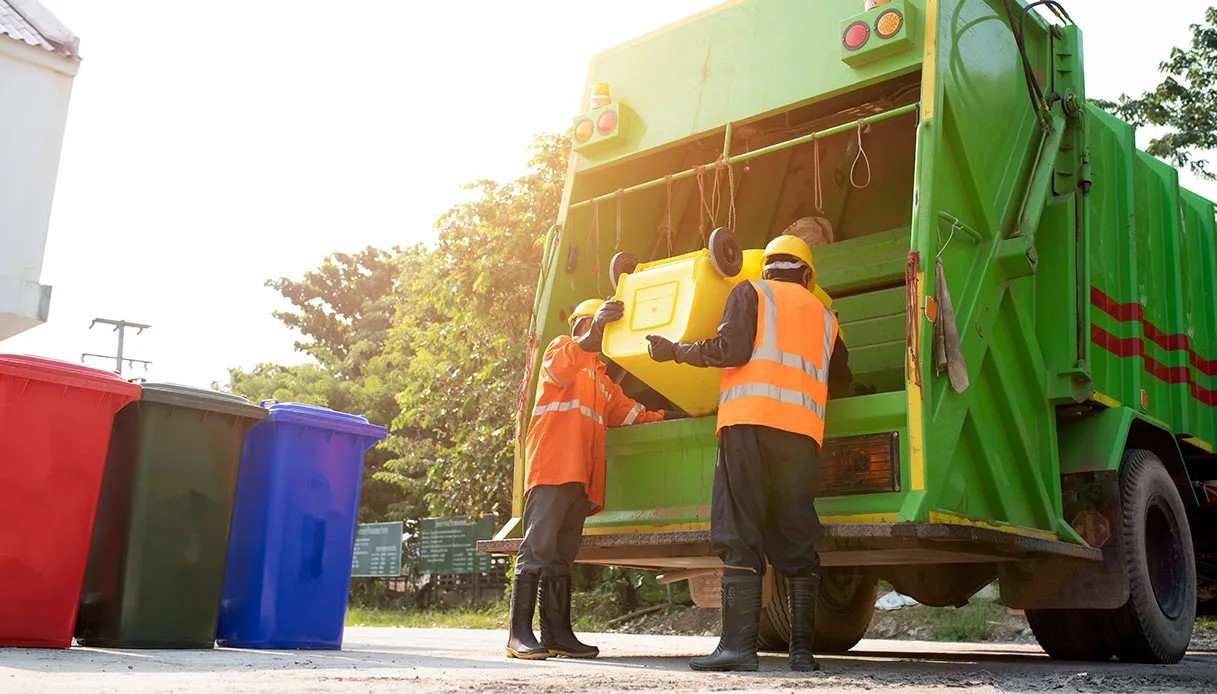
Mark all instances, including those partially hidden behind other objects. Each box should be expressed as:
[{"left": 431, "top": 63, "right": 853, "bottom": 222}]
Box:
[{"left": 216, "top": 401, "right": 386, "bottom": 650}]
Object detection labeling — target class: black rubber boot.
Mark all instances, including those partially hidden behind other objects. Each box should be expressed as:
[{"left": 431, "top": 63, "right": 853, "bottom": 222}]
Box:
[
  {"left": 689, "top": 574, "right": 762, "bottom": 672},
  {"left": 787, "top": 574, "right": 822, "bottom": 672},
  {"left": 506, "top": 573, "right": 549, "bottom": 659},
  {"left": 539, "top": 575, "right": 599, "bottom": 658}
]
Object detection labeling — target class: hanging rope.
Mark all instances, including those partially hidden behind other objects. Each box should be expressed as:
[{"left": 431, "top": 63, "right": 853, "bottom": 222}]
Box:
[
  {"left": 710, "top": 156, "right": 724, "bottom": 233},
  {"left": 726, "top": 161, "right": 738, "bottom": 232},
  {"left": 614, "top": 189, "right": 624, "bottom": 252},
  {"left": 662, "top": 174, "right": 674, "bottom": 257},
  {"left": 905, "top": 250, "right": 923, "bottom": 391},
  {"left": 588, "top": 199, "right": 604, "bottom": 296},
  {"left": 813, "top": 133, "right": 825, "bottom": 214},
  {"left": 695, "top": 165, "right": 708, "bottom": 246},
  {"left": 851, "top": 120, "right": 873, "bottom": 189}
]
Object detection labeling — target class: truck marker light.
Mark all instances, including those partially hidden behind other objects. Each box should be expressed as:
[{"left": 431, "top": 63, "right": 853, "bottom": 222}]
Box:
[
  {"left": 574, "top": 119, "right": 595, "bottom": 143},
  {"left": 597, "top": 109, "right": 618, "bottom": 135},
  {"left": 843, "top": 21, "right": 870, "bottom": 51},
  {"left": 875, "top": 9, "right": 904, "bottom": 39},
  {"left": 820, "top": 432, "right": 900, "bottom": 496}
]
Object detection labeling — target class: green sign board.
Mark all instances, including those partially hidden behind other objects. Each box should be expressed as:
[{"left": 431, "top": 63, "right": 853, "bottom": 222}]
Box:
[
  {"left": 419, "top": 516, "right": 494, "bottom": 575},
  {"left": 351, "top": 521, "right": 403, "bottom": 577}
]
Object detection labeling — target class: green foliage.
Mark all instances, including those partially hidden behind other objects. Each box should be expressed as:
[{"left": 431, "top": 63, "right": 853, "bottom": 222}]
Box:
[
  {"left": 226, "top": 133, "right": 568, "bottom": 526},
  {"left": 1095, "top": 7, "right": 1217, "bottom": 179},
  {"left": 377, "top": 133, "right": 568, "bottom": 519}
]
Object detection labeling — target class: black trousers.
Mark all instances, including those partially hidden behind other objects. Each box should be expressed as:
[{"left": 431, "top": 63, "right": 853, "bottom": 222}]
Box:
[
  {"left": 516, "top": 482, "right": 590, "bottom": 578},
  {"left": 711, "top": 424, "right": 823, "bottom": 577}
]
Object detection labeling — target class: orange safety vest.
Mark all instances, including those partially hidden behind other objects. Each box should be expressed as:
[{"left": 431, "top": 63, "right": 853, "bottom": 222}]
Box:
[
  {"left": 717, "top": 280, "right": 839, "bottom": 444},
  {"left": 525, "top": 336, "right": 663, "bottom": 514}
]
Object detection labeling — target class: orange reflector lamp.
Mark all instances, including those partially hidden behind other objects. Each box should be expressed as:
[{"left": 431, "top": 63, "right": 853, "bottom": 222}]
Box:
[
  {"left": 843, "top": 21, "right": 870, "bottom": 51},
  {"left": 875, "top": 9, "right": 904, "bottom": 38},
  {"left": 574, "top": 119, "right": 594, "bottom": 143},
  {"left": 596, "top": 109, "right": 618, "bottom": 135},
  {"left": 819, "top": 432, "right": 900, "bottom": 496}
]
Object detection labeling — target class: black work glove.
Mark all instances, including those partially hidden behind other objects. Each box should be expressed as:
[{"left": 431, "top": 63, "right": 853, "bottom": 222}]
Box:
[
  {"left": 578, "top": 300, "right": 625, "bottom": 353},
  {"left": 592, "top": 300, "right": 625, "bottom": 332},
  {"left": 663, "top": 410, "right": 689, "bottom": 421},
  {"left": 646, "top": 335, "right": 676, "bottom": 362}
]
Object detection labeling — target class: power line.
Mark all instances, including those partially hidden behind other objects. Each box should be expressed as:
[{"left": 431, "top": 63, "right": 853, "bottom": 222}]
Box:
[{"left": 81, "top": 318, "right": 151, "bottom": 376}]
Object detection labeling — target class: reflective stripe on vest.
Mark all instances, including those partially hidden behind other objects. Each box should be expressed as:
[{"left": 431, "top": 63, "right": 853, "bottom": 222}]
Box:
[
  {"left": 718, "top": 280, "right": 836, "bottom": 439},
  {"left": 744, "top": 280, "right": 835, "bottom": 386},
  {"left": 581, "top": 368, "right": 612, "bottom": 401},
  {"left": 531, "top": 399, "right": 605, "bottom": 426},
  {"left": 621, "top": 402, "right": 643, "bottom": 425},
  {"left": 720, "top": 382, "right": 826, "bottom": 419}
]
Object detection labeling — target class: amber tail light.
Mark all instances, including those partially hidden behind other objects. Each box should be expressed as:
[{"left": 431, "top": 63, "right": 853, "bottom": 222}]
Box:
[{"left": 820, "top": 432, "right": 901, "bottom": 496}]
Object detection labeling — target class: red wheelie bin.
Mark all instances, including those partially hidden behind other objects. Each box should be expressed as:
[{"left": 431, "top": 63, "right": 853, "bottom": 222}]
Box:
[{"left": 0, "top": 356, "right": 141, "bottom": 647}]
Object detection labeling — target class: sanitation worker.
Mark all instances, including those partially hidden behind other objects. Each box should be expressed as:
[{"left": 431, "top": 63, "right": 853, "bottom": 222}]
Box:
[
  {"left": 646, "top": 235, "right": 851, "bottom": 672},
  {"left": 507, "top": 298, "right": 668, "bottom": 660}
]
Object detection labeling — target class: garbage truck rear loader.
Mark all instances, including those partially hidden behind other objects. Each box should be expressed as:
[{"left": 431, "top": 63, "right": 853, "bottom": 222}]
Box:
[{"left": 480, "top": 0, "right": 1217, "bottom": 663}]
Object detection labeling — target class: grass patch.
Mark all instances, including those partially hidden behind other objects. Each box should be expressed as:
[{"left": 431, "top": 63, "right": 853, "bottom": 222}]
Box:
[
  {"left": 346, "top": 595, "right": 616, "bottom": 632},
  {"left": 347, "top": 602, "right": 508, "bottom": 630},
  {"left": 919, "top": 601, "right": 1011, "bottom": 642}
]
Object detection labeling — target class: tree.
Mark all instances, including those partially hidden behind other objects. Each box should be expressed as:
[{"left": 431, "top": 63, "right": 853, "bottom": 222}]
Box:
[
  {"left": 267, "top": 246, "right": 402, "bottom": 372},
  {"left": 377, "top": 133, "right": 568, "bottom": 519},
  {"left": 226, "top": 133, "right": 568, "bottom": 524},
  {"left": 1096, "top": 7, "right": 1217, "bottom": 179}
]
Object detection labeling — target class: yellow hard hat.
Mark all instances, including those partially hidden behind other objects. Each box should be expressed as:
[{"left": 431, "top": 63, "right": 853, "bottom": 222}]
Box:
[
  {"left": 760, "top": 235, "right": 816, "bottom": 288},
  {"left": 568, "top": 299, "right": 604, "bottom": 327}
]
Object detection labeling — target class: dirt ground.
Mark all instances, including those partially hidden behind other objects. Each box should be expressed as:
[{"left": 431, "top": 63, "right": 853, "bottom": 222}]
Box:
[
  {"left": 612, "top": 602, "right": 1217, "bottom": 648},
  {"left": 2, "top": 628, "right": 1214, "bottom": 693}
]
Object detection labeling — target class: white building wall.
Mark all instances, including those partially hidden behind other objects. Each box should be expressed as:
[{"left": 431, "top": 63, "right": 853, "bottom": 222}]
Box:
[{"left": 0, "top": 35, "right": 77, "bottom": 340}]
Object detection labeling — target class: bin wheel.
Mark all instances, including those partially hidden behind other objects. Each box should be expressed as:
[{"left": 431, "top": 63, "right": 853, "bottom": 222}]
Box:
[
  {"left": 758, "top": 568, "right": 877, "bottom": 653},
  {"left": 609, "top": 252, "right": 639, "bottom": 291},
  {"left": 708, "top": 227, "right": 743, "bottom": 279}
]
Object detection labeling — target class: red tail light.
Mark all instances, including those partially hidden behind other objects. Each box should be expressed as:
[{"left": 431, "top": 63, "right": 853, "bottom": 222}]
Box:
[
  {"left": 596, "top": 109, "right": 618, "bottom": 135},
  {"left": 843, "top": 21, "right": 870, "bottom": 51}
]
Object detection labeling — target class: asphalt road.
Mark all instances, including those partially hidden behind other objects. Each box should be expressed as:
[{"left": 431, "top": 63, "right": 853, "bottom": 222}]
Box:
[{"left": 2, "top": 628, "right": 1214, "bottom": 693}]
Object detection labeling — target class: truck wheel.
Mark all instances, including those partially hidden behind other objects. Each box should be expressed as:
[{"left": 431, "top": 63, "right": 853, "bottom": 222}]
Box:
[
  {"left": 1026, "top": 609, "right": 1113, "bottom": 661},
  {"left": 707, "top": 227, "right": 742, "bottom": 279},
  {"left": 1099, "top": 449, "right": 1196, "bottom": 664},
  {"left": 758, "top": 569, "right": 877, "bottom": 653}
]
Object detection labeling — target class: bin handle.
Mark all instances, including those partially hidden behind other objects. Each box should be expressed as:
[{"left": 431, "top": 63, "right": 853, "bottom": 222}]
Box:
[{"left": 259, "top": 399, "right": 279, "bottom": 409}]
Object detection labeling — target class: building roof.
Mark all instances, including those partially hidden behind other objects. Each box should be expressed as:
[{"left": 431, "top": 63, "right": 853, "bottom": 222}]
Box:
[{"left": 0, "top": 0, "right": 79, "bottom": 59}]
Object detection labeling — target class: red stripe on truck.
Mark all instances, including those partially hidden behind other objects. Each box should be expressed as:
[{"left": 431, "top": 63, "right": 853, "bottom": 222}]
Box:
[
  {"left": 1090, "top": 287, "right": 1217, "bottom": 377},
  {"left": 1091, "top": 324, "right": 1217, "bottom": 406}
]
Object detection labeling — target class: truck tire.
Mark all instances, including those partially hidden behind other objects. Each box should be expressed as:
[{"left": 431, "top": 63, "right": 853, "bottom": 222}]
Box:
[
  {"left": 758, "top": 569, "right": 877, "bottom": 653},
  {"left": 1098, "top": 449, "right": 1196, "bottom": 664},
  {"left": 1026, "top": 608, "right": 1114, "bottom": 661}
]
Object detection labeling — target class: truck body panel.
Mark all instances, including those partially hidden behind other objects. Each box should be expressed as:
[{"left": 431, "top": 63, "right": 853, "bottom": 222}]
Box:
[{"left": 500, "top": 1, "right": 1217, "bottom": 596}]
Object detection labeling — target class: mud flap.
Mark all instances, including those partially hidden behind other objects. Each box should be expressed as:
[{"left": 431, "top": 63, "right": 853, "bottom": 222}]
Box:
[{"left": 999, "top": 470, "right": 1130, "bottom": 610}]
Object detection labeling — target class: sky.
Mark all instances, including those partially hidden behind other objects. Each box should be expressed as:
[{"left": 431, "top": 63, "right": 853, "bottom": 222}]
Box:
[{"left": 5, "top": 0, "right": 1217, "bottom": 387}]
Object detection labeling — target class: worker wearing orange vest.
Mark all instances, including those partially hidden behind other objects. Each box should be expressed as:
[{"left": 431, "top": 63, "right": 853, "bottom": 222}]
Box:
[
  {"left": 646, "top": 235, "right": 851, "bottom": 673},
  {"left": 507, "top": 298, "right": 668, "bottom": 661}
]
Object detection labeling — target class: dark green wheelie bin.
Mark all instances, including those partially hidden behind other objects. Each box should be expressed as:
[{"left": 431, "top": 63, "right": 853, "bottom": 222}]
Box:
[{"left": 76, "top": 384, "right": 268, "bottom": 648}]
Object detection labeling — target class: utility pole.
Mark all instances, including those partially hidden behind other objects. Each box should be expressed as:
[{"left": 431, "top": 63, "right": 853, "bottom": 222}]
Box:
[{"left": 81, "top": 318, "right": 151, "bottom": 376}]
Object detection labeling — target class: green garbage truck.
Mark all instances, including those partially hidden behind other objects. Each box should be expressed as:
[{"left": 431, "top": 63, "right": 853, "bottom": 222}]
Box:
[{"left": 479, "top": 0, "right": 1217, "bottom": 664}]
